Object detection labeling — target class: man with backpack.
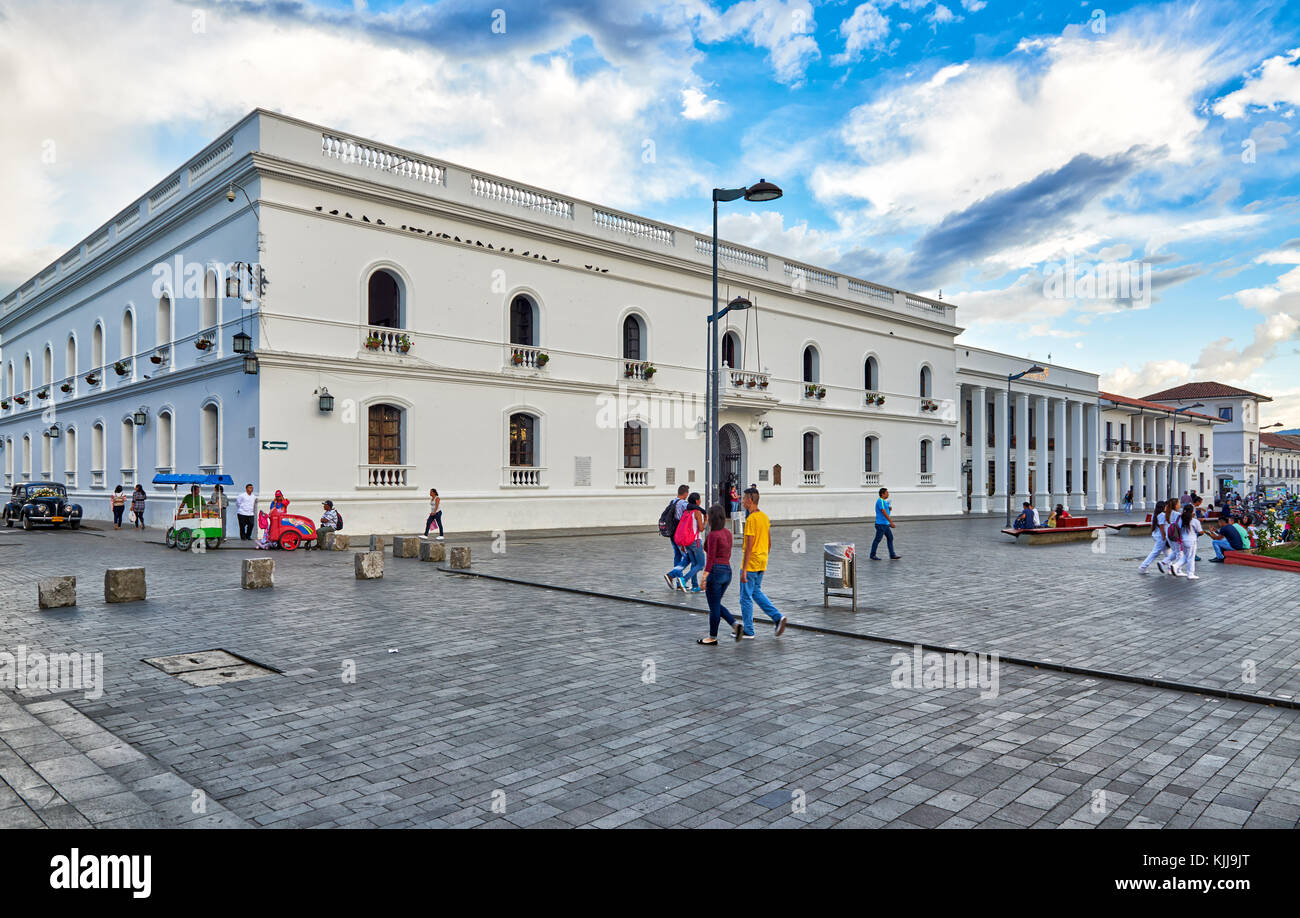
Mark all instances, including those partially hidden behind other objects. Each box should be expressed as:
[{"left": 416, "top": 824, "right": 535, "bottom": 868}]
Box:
[
  {"left": 319, "top": 500, "right": 342, "bottom": 538},
  {"left": 661, "top": 484, "right": 690, "bottom": 589}
]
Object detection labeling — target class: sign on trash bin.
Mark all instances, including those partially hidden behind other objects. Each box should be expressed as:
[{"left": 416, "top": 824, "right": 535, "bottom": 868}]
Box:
[{"left": 823, "top": 542, "right": 857, "bottom": 610}]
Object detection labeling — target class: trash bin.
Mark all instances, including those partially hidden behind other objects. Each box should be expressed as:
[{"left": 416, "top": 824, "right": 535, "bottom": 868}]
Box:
[{"left": 823, "top": 542, "right": 857, "bottom": 610}]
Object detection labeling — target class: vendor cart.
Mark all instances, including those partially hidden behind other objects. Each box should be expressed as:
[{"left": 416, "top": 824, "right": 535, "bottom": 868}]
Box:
[{"left": 154, "top": 472, "right": 234, "bottom": 551}]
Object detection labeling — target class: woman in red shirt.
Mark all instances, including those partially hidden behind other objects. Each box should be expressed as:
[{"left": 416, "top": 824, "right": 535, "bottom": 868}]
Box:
[{"left": 697, "top": 504, "right": 743, "bottom": 644}]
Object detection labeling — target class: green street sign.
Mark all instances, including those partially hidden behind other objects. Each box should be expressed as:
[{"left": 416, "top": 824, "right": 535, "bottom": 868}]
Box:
[{"left": 261, "top": 440, "right": 288, "bottom": 451}]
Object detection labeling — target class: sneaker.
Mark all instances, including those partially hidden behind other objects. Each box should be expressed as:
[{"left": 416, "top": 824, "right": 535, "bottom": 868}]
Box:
[
  {"left": 741, "top": 633, "right": 755, "bottom": 640},
  {"left": 688, "top": 586, "right": 702, "bottom": 593},
  {"left": 664, "top": 573, "right": 676, "bottom": 589},
  {"left": 1209, "top": 557, "right": 1224, "bottom": 563},
  {"left": 1174, "top": 569, "right": 1187, "bottom": 578},
  {"left": 775, "top": 616, "right": 788, "bottom": 637},
  {"left": 1138, "top": 567, "right": 1148, "bottom": 574},
  {"left": 421, "top": 535, "right": 429, "bottom": 540},
  {"left": 1156, "top": 561, "right": 1167, "bottom": 574},
  {"left": 676, "top": 578, "right": 688, "bottom": 591},
  {"left": 436, "top": 536, "right": 444, "bottom": 541},
  {"left": 890, "top": 555, "right": 902, "bottom": 560},
  {"left": 733, "top": 622, "right": 744, "bottom": 640},
  {"left": 869, "top": 556, "right": 880, "bottom": 561},
  {"left": 1186, "top": 574, "right": 1200, "bottom": 580}
]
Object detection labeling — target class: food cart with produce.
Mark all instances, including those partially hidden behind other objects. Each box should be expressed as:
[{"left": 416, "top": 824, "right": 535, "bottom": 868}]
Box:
[{"left": 154, "top": 472, "right": 234, "bottom": 551}]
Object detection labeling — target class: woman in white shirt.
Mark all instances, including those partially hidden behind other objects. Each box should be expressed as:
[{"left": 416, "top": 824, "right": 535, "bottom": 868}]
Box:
[
  {"left": 1171, "top": 504, "right": 1203, "bottom": 579},
  {"left": 423, "top": 488, "right": 444, "bottom": 540},
  {"left": 1139, "top": 498, "right": 1178, "bottom": 574}
]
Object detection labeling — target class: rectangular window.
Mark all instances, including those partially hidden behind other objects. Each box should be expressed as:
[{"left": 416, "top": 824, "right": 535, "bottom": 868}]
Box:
[
  {"left": 1218, "top": 406, "right": 1233, "bottom": 421},
  {"left": 986, "top": 403, "right": 995, "bottom": 448},
  {"left": 623, "top": 424, "right": 642, "bottom": 469},
  {"left": 368, "top": 405, "right": 402, "bottom": 465}
]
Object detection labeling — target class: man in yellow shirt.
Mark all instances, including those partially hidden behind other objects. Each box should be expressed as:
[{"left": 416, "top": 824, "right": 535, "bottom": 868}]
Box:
[{"left": 739, "top": 487, "right": 788, "bottom": 639}]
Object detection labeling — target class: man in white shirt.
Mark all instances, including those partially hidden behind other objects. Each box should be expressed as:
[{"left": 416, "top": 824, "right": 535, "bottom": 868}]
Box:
[{"left": 235, "top": 483, "right": 257, "bottom": 541}]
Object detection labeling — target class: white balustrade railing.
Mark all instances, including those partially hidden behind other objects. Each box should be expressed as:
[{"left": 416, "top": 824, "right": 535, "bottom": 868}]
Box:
[
  {"left": 694, "top": 237, "right": 768, "bottom": 271},
  {"left": 801, "top": 470, "right": 823, "bottom": 486},
  {"left": 784, "top": 262, "right": 838, "bottom": 288},
  {"left": 188, "top": 139, "right": 234, "bottom": 184},
  {"left": 322, "top": 133, "right": 446, "bottom": 184},
  {"left": 862, "top": 471, "right": 881, "bottom": 487},
  {"left": 620, "top": 468, "right": 654, "bottom": 487},
  {"left": 472, "top": 175, "right": 574, "bottom": 219},
  {"left": 728, "top": 369, "right": 771, "bottom": 391},
  {"left": 120, "top": 469, "right": 135, "bottom": 487},
  {"left": 148, "top": 176, "right": 181, "bottom": 213},
  {"left": 623, "top": 360, "right": 655, "bottom": 381},
  {"left": 918, "top": 472, "right": 935, "bottom": 487},
  {"left": 848, "top": 279, "right": 894, "bottom": 305},
  {"left": 359, "top": 464, "right": 413, "bottom": 488},
  {"left": 502, "top": 466, "right": 546, "bottom": 488},
  {"left": 362, "top": 326, "right": 413, "bottom": 355},
  {"left": 90, "top": 470, "right": 104, "bottom": 488},
  {"left": 507, "top": 345, "right": 548, "bottom": 369},
  {"left": 593, "top": 210, "right": 674, "bottom": 245},
  {"left": 64, "top": 471, "right": 76, "bottom": 488}
]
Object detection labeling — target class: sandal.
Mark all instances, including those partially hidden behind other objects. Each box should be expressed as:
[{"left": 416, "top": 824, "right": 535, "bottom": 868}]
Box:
[{"left": 697, "top": 638, "right": 718, "bottom": 645}]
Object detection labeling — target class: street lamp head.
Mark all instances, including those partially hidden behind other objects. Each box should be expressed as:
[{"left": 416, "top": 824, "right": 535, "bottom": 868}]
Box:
[
  {"left": 727, "top": 296, "right": 753, "bottom": 312},
  {"left": 226, "top": 183, "right": 236, "bottom": 204},
  {"left": 1027, "top": 365, "right": 1046, "bottom": 375},
  {"left": 744, "top": 179, "right": 783, "bottom": 202}
]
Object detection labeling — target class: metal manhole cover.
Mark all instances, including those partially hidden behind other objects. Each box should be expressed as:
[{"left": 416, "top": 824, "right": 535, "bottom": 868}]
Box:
[{"left": 144, "top": 649, "right": 278, "bottom": 686}]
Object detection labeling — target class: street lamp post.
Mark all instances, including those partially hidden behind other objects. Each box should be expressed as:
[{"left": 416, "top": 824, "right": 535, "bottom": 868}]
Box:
[
  {"left": 1005, "top": 364, "right": 1045, "bottom": 526},
  {"left": 706, "top": 180, "right": 782, "bottom": 506},
  {"left": 1166, "top": 402, "right": 1203, "bottom": 499},
  {"left": 1258, "top": 421, "right": 1284, "bottom": 497}
]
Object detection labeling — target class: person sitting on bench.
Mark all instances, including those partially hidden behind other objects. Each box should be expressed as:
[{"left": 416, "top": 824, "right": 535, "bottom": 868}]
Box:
[{"left": 1012, "top": 502, "right": 1042, "bottom": 530}]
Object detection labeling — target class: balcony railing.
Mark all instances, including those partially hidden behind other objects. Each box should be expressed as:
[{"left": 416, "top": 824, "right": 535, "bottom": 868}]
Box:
[
  {"left": 362, "top": 326, "right": 413, "bottom": 355},
  {"left": 801, "top": 470, "right": 822, "bottom": 486},
  {"left": 619, "top": 468, "right": 654, "bottom": 487},
  {"left": 502, "top": 466, "right": 545, "bottom": 487},
  {"left": 862, "top": 471, "right": 881, "bottom": 487},
  {"left": 728, "top": 369, "right": 770, "bottom": 391},
  {"left": 803, "top": 384, "right": 827, "bottom": 401},
  {"left": 1155, "top": 445, "right": 1165, "bottom": 455},
  {"left": 623, "top": 360, "right": 655, "bottom": 382},
  {"left": 919, "top": 472, "right": 935, "bottom": 487},
  {"left": 91, "top": 469, "right": 104, "bottom": 488},
  {"left": 506, "top": 345, "right": 548, "bottom": 370},
  {"left": 64, "top": 471, "right": 75, "bottom": 487},
  {"left": 359, "top": 464, "right": 413, "bottom": 488},
  {"left": 120, "top": 469, "right": 135, "bottom": 487},
  {"left": 1106, "top": 438, "right": 1121, "bottom": 450},
  {"left": 1199, "top": 448, "right": 1210, "bottom": 458}
]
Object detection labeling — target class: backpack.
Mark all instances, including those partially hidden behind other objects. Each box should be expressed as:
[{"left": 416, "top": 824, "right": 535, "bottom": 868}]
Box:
[
  {"left": 658, "top": 499, "right": 679, "bottom": 538},
  {"left": 673, "top": 508, "right": 699, "bottom": 548},
  {"left": 334, "top": 510, "right": 343, "bottom": 531}
]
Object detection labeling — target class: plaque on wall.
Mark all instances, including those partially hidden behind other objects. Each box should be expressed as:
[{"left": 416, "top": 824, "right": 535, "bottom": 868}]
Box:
[
  {"left": 574, "top": 456, "right": 592, "bottom": 487},
  {"left": 688, "top": 469, "right": 696, "bottom": 482},
  {"left": 758, "top": 469, "right": 769, "bottom": 482},
  {"left": 665, "top": 467, "right": 676, "bottom": 485}
]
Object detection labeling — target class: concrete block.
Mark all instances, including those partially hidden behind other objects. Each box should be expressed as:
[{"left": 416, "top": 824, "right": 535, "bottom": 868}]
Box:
[
  {"left": 369, "top": 535, "right": 386, "bottom": 552},
  {"left": 329, "top": 533, "right": 350, "bottom": 551},
  {"left": 448, "top": 546, "right": 471, "bottom": 569},
  {"left": 241, "top": 558, "right": 274, "bottom": 589},
  {"left": 392, "top": 536, "right": 419, "bottom": 558},
  {"left": 104, "top": 568, "right": 146, "bottom": 603},
  {"left": 355, "top": 551, "right": 384, "bottom": 580},
  {"left": 319, "top": 531, "right": 336, "bottom": 550},
  {"left": 419, "top": 541, "right": 446, "bottom": 562},
  {"left": 38, "top": 576, "right": 76, "bottom": 609}
]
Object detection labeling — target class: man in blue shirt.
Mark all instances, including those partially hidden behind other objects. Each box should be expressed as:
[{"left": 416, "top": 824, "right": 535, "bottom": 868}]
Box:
[
  {"left": 1209, "top": 513, "right": 1245, "bottom": 561},
  {"left": 869, "top": 487, "right": 901, "bottom": 560},
  {"left": 1012, "top": 501, "right": 1040, "bottom": 530}
]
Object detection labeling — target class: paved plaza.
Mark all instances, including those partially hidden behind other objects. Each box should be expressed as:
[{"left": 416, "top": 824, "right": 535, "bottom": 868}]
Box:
[{"left": 0, "top": 512, "right": 1297, "bottom": 829}]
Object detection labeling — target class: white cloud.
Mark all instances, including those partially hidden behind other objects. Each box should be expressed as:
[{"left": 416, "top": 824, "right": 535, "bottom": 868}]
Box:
[
  {"left": 1102, "top": 360, "right": 1192, "bottom": 396},
  {"left": 680, "top": 88, "right": 725, "bottom": 121},
  {"left": 697, "top": 0, "right": 821, "bottom": 85},
  {"left": 1213, "top": 47, "right": 1300, "bottom": 119},
  {"left": 832, "top": 3, "right": 891, "bottom": 66},
  {"left": 927, "top": 4, "right": 956, "bottom": 28}
]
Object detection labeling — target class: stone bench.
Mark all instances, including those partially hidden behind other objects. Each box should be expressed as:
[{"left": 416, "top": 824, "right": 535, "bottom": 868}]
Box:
[
  {"left": 419, "top": 540, "right": 446, "bottom": 562},
  {"left": 392, "top": 536, "right": 419, "bottom": 558},
  {"left": 448, "top": 546, "right": 471, "bottom": 569},
  {"left": 38, "top": 576, "right": 76, "bottom": 610},
  {"left": 105, "top": 567, "right": 146, "bottom": 603},
  {"left": 1001, "top": 525, "right": 1104, "bottom": 544}
]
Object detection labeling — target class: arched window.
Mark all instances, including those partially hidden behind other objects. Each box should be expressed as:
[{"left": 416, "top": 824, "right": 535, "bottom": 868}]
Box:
[
  {"left": 200, "top": 403, "right": 220, "bottom": 468},
  {"left": 64, "top": 427, "right": 76, "bottom": 484},
  {"left": 367, "top": 404, "right": 402, "bottom": 465},
  {"left": 66, "top": 336, "right": 76, "bottom": 380},
  {"left": 91, "top": 423, "right": 105, "bottom": 474},
  {"left": 864, "top": 435, "right": 878, "bottom": 473},
  {"left": 802, "top": 432, "right": 819, "bottom": 471},
  {"left": 201, "top": 272, "right": 218, "bottom": 331},
  {"left": 367, "top": 270, "right": 402, "bottom": 328},
  {"left": 157, "top": 294, "right": 173, "bottom": 347},
  {"left": 4, "top": 362, "right": 11, "bottom": 399},
  {"left": 510, "top": 295, "right": 537, "bottom": 347},
  {"left": 919, "top": 365, "right": 932, "bottom": 398},
  {"left": 21, "top": 435, "right": 31, "bottom": 480},
  {"left": 23, "top": 354, "right": 31, "bottom": 390},
  {"left": 802, "top": 345, "right": 819, "bottom": 384},
  {"left": 41, "top": 432, "right": 51, "bottom": 478},
  {"left": 93, "top": 323, "right": 105, "bottom": 372},
  {"left": 121, "top": 309, "right": 134, "bottom": 360},
  {"left": 509, "top": 413, "right": 536, "bottom": 467},
  {"left": 622, "top": 315, "right": 644, "bottom": 360},
  {"left": 156, "top": 410, "right": 173, "bottom": 470},
  {"left": 864, "top": 356, "right": 878, "bottom": 391},
  {"left": 121, "top": 419, "right": 135, "bottom": 473},
  {"left": 920, "top": 438, "right": 931, "bottom": 474},
  {"left": 623, "top": 421, "right": 644, "bottom": 469},
  {"left": 43, "top": 346, "right": 53, "bottom": 386},
  {"left": 722, "top": 331, "right": 739, "bottom": 369}
]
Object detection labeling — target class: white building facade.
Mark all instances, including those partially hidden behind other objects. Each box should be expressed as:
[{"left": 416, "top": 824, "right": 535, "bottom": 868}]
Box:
[
  {"left": 1, "top": 110, "right": 967, "bottom": 533},
  {"left": 1142, "top": 383, "right": 1269, "bottom": 497},
  {"left": 1098, "top": 393, "right": 1220, "bottom": 510},
  {"left": 1260, "top": 433, "right": 1300, "bottom": 495}
]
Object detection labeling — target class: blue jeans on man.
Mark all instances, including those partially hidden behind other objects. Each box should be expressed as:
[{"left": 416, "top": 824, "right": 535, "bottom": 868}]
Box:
[
  {"left": 1211, "top": 537, "right": 1234, "bottom": 561},
  {"left": 739, "top": 569, "right": 783, "bottom": 636},
  {"left": 870, "top": 523, "right": 896, "bottom": 559}
]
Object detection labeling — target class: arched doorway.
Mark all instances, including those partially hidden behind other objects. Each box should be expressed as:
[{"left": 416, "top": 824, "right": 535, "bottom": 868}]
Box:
[{"left": 718, "top": 423, "right": 746, "bottom": 517}]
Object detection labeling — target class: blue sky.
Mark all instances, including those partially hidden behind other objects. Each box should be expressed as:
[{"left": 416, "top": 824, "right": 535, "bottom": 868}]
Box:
[{"left": 2, "top": 0, "right": 1299, "bottom": 418}]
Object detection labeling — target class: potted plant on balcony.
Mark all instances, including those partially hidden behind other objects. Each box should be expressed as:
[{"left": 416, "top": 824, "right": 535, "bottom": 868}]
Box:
[
  {"left": 804, "top": 384, "right": 817, "bottom": 398},
  {"left": 36, "top": 389, "right": 49, "bottom": 400},
  {"left": 758, "top": 378, "right": 768, "bottom": 389},
  {"left": 150, "top": 349, "right": 167, "bottom": 364},
  {"left": 60, "top": 382, "right": 73, "bottom": 393},
  {"left": 643, "top": 364, "right": 656, "bottom": 380},
  {"left": 84, "top": 372, "right": 99, "bottom": 386},
  {"left": 13, "top": 395, "right": 25, "bottom": 406},
  {"left": 536, "top": 353, "right": 550, "bottom": 367},
  {"left": 363, "top": 334, "right": 382, "bottom": 351},
  {"left": 113, "top": 361, "right": 129, "bottom": 376},
  {"left": 396, "top": 334, "right": 412, "bottom": 354},
  {"left": 876, "top": 395, "right": 885, "bottom": 406},
  {"left": 816, "top": 386, "right": 827, "bottom": 399},
  {"left": 511, "top": 351, "right": 524, "bottom": 365},
  {"left": 746, "top": 378, "right": 757, "bottom": 388},
  {"left": 195, "top": 337, "right": 213, "bottom": 351},
  {"left": 1, "top": 400, "right": 9, "bottom": 410}
]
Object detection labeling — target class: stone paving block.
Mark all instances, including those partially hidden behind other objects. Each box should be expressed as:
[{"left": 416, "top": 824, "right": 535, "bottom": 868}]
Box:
[
  {"left": 355, "top": 551, "right": 384, "bottom": 580},
  {"left": 38, "top": 576, "right": 76, "bottom": 610},
  {"left": 369, "top": 535, "right": 386, "bottom": 552},
  {"left": 103, "top": 568, "right": 145, "bottom": 603},
  {"left": 241, "top": 558, "right": 274, "bottom": 589},
  {"left": 329, "top": 533, "right": 350, "bottom": 551},
  {"left": 448, "top": 546, "right": 471, "bottom": 569},
  {"left": 392, "top": 536, "right": 419, "bottom": 558},
  {"left": 419, "top": 541, "right": 446, "bottom": 562}
]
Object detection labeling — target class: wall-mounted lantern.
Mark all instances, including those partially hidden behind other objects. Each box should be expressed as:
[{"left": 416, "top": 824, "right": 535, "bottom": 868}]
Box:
[
  {"left": 243, "top": 354, "right": 259, "bottom": 375},
  {"left": 233, "top": 331, "right": 252, "bottom": 354},
  {"left": 316, "top": 387, "right": 334, "bottom": 413},
  {"left": 761, "top": 424, "right": 774, "bottom": 440},
  {"left": 941, "top": 435, "right": 951, "bottom": 448},
  {"left": 47, "top": 425, "right": 60, "bottom": 439}
]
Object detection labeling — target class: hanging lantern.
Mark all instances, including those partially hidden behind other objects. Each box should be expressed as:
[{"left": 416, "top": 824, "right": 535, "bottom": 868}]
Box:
[
  {"left": 761, "top": 424, "right": 774, "bottom": 440},
  {"left": 132, "top": 407, "right": 148, "bottom": 427},
  {"left": 233, "top": 330, "right": 252, "bottom": 354},
  {"left": 225, "top": 264, "right": 242, "bottom": 298},
  {"left": 47, "top": 425, "right": 60, "bottom": 439},
  {"left": 941, "top": 435, "right": 951, "bottom": 448},
  {"left": 243, "top": 353, "right": 259, "bottom": 375},
  {"left": 318, "top": 387, "right": 334, "bottom": 413}
]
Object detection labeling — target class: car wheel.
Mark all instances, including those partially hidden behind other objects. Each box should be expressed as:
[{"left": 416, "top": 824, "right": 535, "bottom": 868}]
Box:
[{"left": 21, "top": 513, "right": 32, "bottom": 531}]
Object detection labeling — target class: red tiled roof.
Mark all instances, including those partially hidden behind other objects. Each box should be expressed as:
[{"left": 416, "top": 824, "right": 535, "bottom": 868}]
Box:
[
  {"left": 1099, "top": 391, "right": 1220, "bottom": 422},
  {"left": 1261, "top": 432, "right": 1300, "bottom": 451},
  {"left": 1141, "top": 381, "right": 1272, "bottom": 402}
]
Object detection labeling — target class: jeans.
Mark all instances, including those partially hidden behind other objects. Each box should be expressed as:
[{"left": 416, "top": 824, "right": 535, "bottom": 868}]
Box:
[
  {"left": 870, "top": 523, "right": 895, "bottom": 558},
  {"left": 669, "top": 542, "right": 685, "bottom": 576},
  {"left": 132, "top": 507, "right": 144, "bottom": 528},
  {"left": 238, "top": 514, "right": 255, "bottom": 540},
  {"left": 112, "top": 506, "right": 124, "bottom": 527},
  {"left": 1211, "top": 537, "right": 1233, "bottom": 560},
  {"left": 425, "top": 510, "right": 444, "bottom": 536},
  {"left": 739, "top": 569, "right": 783, "bottom": 636},
  {"left": 681, "top": 543, "right": 706, "bottom": 589},
  {"left": 705, "top": 563, "right": 736, "bottom": 637}
]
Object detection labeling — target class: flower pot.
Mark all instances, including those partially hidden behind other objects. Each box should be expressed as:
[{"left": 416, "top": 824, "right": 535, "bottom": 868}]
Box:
[
  {"left": 114, "top": 364, "right": 129, "bottom": 376},
  {"left": 85, "top": 375, "right": 98, "bottom": 386},
  {"left": 60, "top": 384, "right": 72, "bottom": 393},
  {"left": 36, "top": 391, "right": 48, "bottom": 400},
  {"left": 150, "top": 355, "right": 164, "bottom": 364},
  {"left": 14, "top": 397, "right": 25, "bottom": 405},
  {"left": 746, "top": 380, "right": 756, "bottom": 388},
  {"left": 195, "top": 339, "right": 212, "bottom": 351},
  {"left": 536, "top": 355, "right": 550, "bottom": 367}
]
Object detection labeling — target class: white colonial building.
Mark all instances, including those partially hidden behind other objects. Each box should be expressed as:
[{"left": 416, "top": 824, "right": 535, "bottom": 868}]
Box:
[
  {"left": 1141, "top": 382, "right": 1270, "bottom": 497},
  {"left": 1260, "top": 432, "right": 1300, "bottom": 495},
  {"left": 1, "top": 109, "right": 970, "bottom": 533},
  {"left": 1098, "top": 393, "right": 1221, "bottom": 508}
]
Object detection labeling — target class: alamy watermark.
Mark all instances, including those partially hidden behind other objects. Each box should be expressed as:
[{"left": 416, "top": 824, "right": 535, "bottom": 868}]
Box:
[
  {"left": 890, "top": 645, "right": 1000, "bottom": 700},
  {"left": 0, "top": 644, "right": 103, "bottom": 700},
  {"left": 1041, "top": 255, "right": 1152, "bottom": 309}
]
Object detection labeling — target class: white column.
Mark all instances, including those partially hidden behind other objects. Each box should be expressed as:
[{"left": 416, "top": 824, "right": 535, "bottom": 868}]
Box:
[
  {"left": 1069, "top": 399, "right": 1085, "bottom": 512},
  {"left": 1085, "top": 403, "right": 1103, "bottom": 511},
  {"left": 1014, "top": 392, "right": 1029, "bottom": 504},
  {"left": 1119, "top": 459, "right": 1132, "bottom": 508},
  {"left": 993, "top": 387, "right": 1009, "bottom": 514},
  {"left": 1034, "top": 395, "right": 1049, "bottom": 510},
  {"left": 970, "top": 385, "right": 987, "bottom": 513},
  {"left": 1103, "top": 458, "right": 1117, "bottom": 510},
  {"left": 1145, "top": 461, "right": 1157, "bottom": 509},
  {"left": 1051, "top": 398, "right": 1067, "bottom": 508}
]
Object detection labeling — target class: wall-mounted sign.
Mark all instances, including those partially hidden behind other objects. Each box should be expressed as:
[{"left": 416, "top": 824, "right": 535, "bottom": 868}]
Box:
[{"left": 261, "top": 440, "right": 288, "bottom": 451}]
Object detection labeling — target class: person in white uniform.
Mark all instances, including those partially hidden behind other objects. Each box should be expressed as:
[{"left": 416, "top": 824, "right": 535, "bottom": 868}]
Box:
[
  {"left": 1139, "top": 498, "right": 1178, "bottom": 574},
  {"left": 1171, "top": 503, "right": 1203, "bottom": 579}
]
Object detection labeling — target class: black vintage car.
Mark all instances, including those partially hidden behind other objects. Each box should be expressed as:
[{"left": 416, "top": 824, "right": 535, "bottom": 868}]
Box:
[{"left": 3, "top": 482, "right": 83, "bottom": 530}]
